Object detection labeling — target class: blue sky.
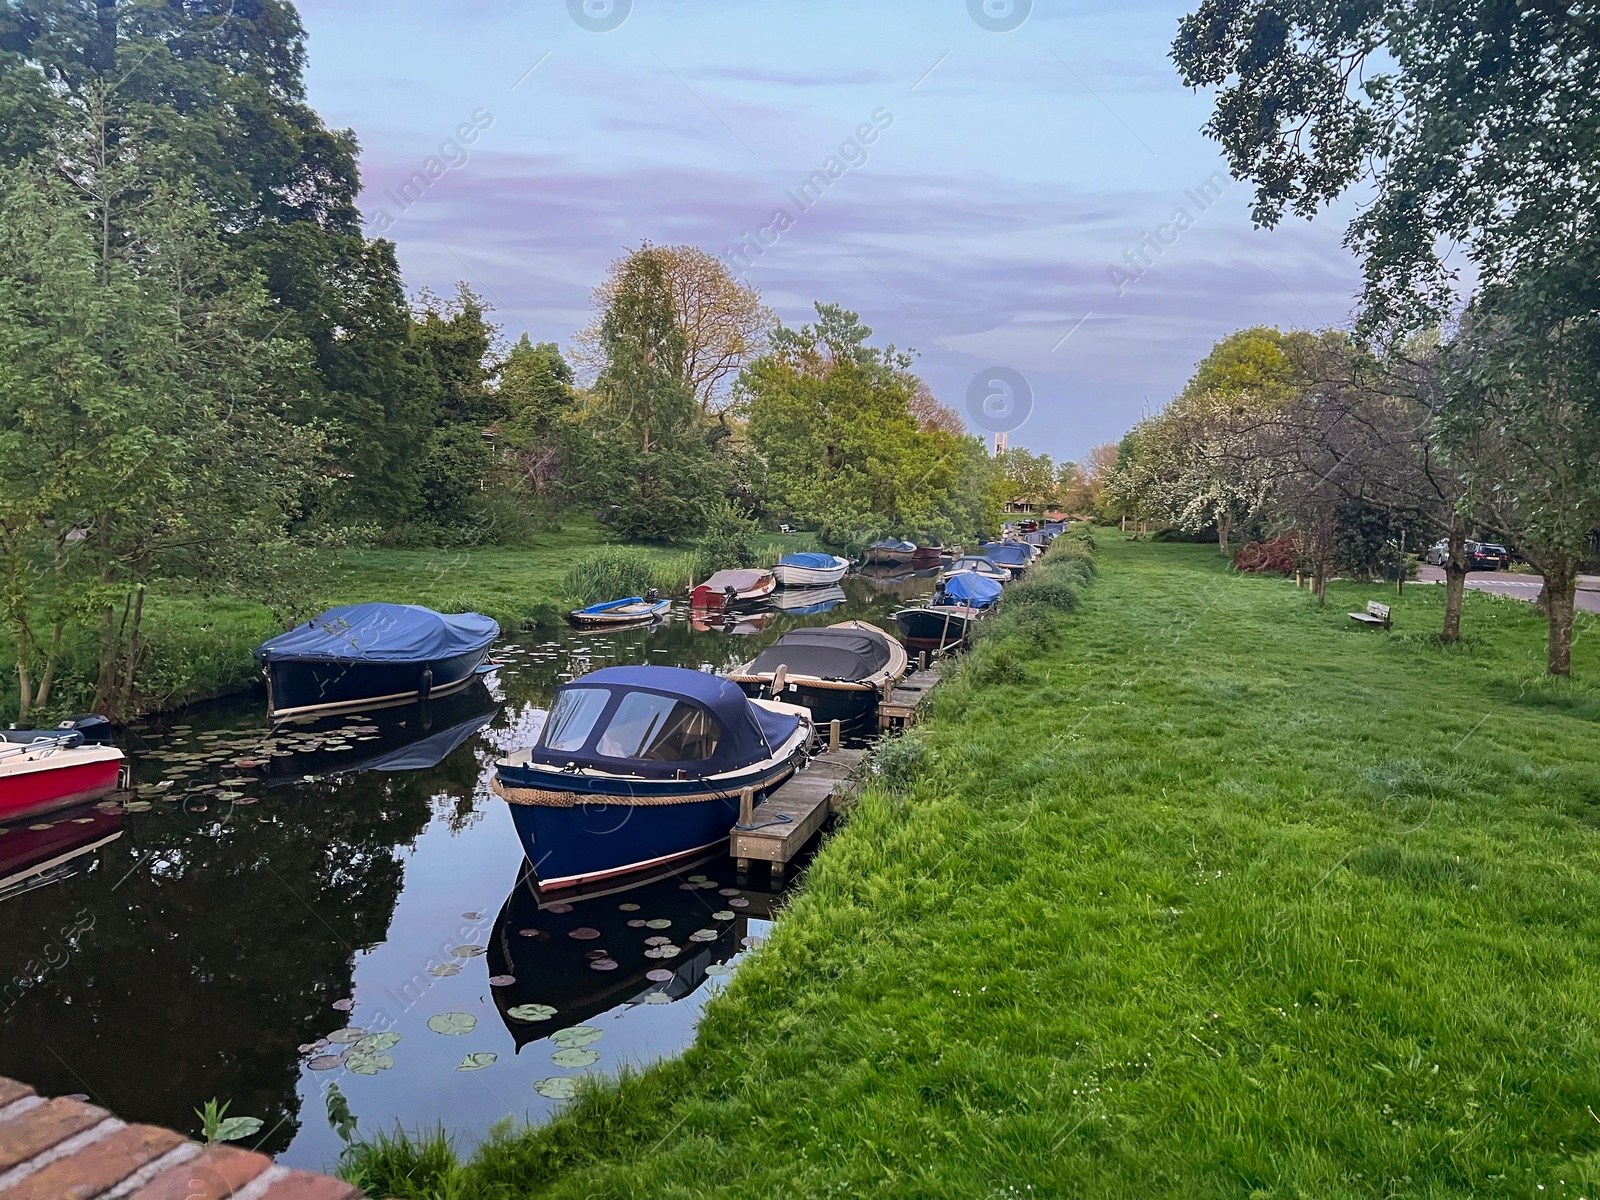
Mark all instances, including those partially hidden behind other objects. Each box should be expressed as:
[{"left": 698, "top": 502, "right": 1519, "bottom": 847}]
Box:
[{"left": 294, "top": 0, "right": 1362, "bottom": 461}]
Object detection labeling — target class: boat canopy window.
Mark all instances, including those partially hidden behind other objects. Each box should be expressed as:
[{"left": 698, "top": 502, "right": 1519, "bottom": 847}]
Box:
[
  {"left": 540, "top": 688, "right": 609, "bottom": 752},
  {"left": 596, "top": 692, "right": 722, "bottom": 763}
]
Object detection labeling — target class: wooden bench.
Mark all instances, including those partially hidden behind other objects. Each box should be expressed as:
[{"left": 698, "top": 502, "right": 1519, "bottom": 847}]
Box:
[{"left": 1349, "top": 600, "right": 1392, "bottom": 629}]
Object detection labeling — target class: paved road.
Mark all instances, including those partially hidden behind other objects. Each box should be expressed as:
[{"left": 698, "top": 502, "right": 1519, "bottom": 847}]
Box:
[{"left": 1414, "top": 566, "right": 1600, "bottom": 614}]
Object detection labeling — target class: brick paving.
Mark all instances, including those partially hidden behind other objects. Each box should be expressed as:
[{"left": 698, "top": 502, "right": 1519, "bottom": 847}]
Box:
[{"left": 0, "top": 1078, "right": 365, "bottom": 1200}]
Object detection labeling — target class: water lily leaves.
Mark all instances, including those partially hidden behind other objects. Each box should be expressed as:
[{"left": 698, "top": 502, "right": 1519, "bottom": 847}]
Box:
[
  {"left": 626, "top": 919, "right": 647, "bottom": 929},
  {"left": 488, "top": 974, "right": 516, "bottom": 987},
  {"left": 298, "top": 1039, "right": 329, "bottom": 1055},
  {"left": 551, "top": 1025, "right": 602, "bottom": 1049},
  {"left": 430, "top": 963, "right": 462, "bottom": 978},
  {"left": 427, "top": 1012, "right": 477, "bottom": 1036},
  {"left": 550, "top": 1047, "right": 601, "bottom": 1068},
  {"left": 705, "top": 963, "right": 733, "bottom": 978},
  {"left": 584, "top": 949, "right": 610, "bottom": 960},
  {"left": 450, "top": 945, "right": 487, "bottom": 958},
  {"left": 307, "top": 1053, "right": 347, "bottom": 1071},
  {"left": 618, "top": 903, "right": 640, "bottom": 912},
  {"left": 641, "top": 991, "right": 672, "bottom": 1005},
  {"left": 331, "top": 998, "right": 354, "bottom": 1012},
  {"left": 457, "top": 1052, "right": 498, "bottom": 1072},
  {"left": 534, "top": 1077, "right": 576, "bottom": 1099},
  {"left": 728, "top": 897, "right": 750, "bottom": 908},
  {"left": 689, "top": 929, "right": 718, "bottom": 943},
  {"left": 643, "top": 945, "right": 681, "bottom": 960},
  {"left": 507, "top": 1004, "right": 557, "bottom": 1023},
  {"left": 327, "top": 1027, "right": 368, "bottom": 1044},
  {"left": 213, "top": 1115, "right": 263, "bottom": 1142},
  {"left": 712, "top": 910, "right": 735, "bottom": 921},
  {"left": 518, "top": 928, "right": 542, "bottom": 938},
  {"left": 545, "top": 903, "right": 573, "bottom": 914},
  {"left": 645, "top": 918, "right": 672, "bottom": 930},
  {"left": 567, "top": 927, "right": 601, "bottom": 941},
  {"left": 644, "top": 936, "right": 672, "bottom": 947},
  {"left": 718, "top": 888, "right": 741, "bottom": 897},
  {"left": 645, "top": 968, "right": 675, "bottom": 983},
  {"left": 122, "top": 802, "right": 151, "bottom": 813},
  {"left": 345, "top": 1051, "right": 395, "bottom": 1076},
  {"left": 356, "top": 1033, "right": 400, "bottom": 1053},
  {"left": 589, "top": 958, "right": 618, "bottom": 971},
  {"left": 688, "top": 874, "right": 709, "bottom": 883}
]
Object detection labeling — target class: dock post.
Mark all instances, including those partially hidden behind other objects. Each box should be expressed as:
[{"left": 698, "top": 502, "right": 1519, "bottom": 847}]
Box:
[
  {"left": 828, "top": 719, "right": 840, "bottom": 753},
  {"left": 736, "top": 857, "right": 750, "bottom": 872},
  {"left": 918, "top": 650, "right": 927, "bottom": 671},
  {"left": 738, "top": 786, "right": 754, "bottom": 827}
]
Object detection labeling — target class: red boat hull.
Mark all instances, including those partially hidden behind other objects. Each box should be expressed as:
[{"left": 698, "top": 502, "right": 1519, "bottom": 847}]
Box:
[{"left": 0, "top": 757, "right": 124, "bottom": 823}]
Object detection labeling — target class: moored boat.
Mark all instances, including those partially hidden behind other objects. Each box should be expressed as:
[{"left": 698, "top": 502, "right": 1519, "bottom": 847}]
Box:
[
  {"left": 981, "top": 542, "right": 1034, "bottom": 574},
  {"left": 940, "top": 555, "right": 1011, "bottom": 583},
  {"left": 863, "top": 538, "right": 918, "bottom": 565},
  {"left": 771, "top": 553, "right": 849, "bottom": 587},
  {"left": 0, "top": 729, "right": 126, "bottom": 825},
  {"left": 689, "top": 569, "right": 777, "bottom": 610},
  {"left": 493, "top": 666, "right": 814, "bottom": 888},
  {"left": 726, "top": 620, "right": 908, "bottom": 729},
  {"left": 893, "top": 571, "right": 1003, "bottom": 652},
  {"left": 911, "top": 543, "right": 944, "bottom": 567},
  {"left": 253, "top": 602, "right": 499, "bottom": 722},
  {"left": 569, "top": 592, "right": 670, "bottom": 627}
]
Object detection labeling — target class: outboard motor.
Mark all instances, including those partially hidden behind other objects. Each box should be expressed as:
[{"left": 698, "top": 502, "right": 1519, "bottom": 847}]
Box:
[
  {"left": 723, "top": 584, "right": 739, "bottom": 607},
  {"left": 645, "top": 588, "right": 660, "bottom": 603}
]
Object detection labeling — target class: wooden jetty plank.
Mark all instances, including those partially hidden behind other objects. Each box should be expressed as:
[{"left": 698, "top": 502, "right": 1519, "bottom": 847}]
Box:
[
  {"left": 879, "top": 668, "right": 941, "bottom": 730},
  {"left": 730, "top": 748, "right": 865, "bottom": 872}
]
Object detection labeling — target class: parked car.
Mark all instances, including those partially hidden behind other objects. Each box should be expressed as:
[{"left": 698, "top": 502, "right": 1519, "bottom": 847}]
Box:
[
  {"left": 1423, "top": 539, "right": 1509, "bottom": 570},
  {"left": 1423, "top": 539, "right": 1450, "bottom": 566}
]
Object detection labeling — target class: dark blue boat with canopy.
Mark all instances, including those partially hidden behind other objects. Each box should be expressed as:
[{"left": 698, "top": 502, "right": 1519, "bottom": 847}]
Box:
[
  {"left": 981, "top": 542, "right": 1034, "bottom": 573},
  {"left": 493, "top": 666, "right": 815, "bottom": 888},
  {"left": 253, "top": 603, "right": 498, "bottom": 721},
  {"left": 894, "top": 568, "right": 1002, "bottom": 651}
]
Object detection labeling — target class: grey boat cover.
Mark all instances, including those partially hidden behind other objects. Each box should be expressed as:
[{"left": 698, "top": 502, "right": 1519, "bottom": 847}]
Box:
[{"left": 746, "top": 627, "right": 891, "bottom": 682}]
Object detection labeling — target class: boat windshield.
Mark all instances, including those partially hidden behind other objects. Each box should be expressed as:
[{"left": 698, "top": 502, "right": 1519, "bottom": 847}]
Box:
[
  {"left": 596, "top": 691, "right": 722, "bottom": 763},
  {"left": 539, "top": 688, "right": 609, "bottom": 752}
]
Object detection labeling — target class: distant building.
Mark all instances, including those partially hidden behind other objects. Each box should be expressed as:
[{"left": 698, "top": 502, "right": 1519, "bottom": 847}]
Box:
[{"left": 993, "top": 432, "right": 1008, "bottom": 457}]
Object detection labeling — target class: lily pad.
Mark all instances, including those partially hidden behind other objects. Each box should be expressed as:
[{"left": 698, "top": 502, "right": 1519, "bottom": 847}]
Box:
[
  {"left": 488, "top": 974, "right": 516, "bottom": 987},
  {"left": 718, "top": 888, "right": 741, "bottom": 897},
  {"left": 689, "top": 929, "right": 718, "bottom": 943},
  {"left": 298, "top": 1039, "right": 329, "bottom": 1054},
  {"left": 430, "top": 963, "right": 462, "bottom": 977},
  {"left": 688, "top": 874, "right": 709, "bottom": 883},
  {"left": 327, "top": 1027, "right": 368, "bottom": 1044},
  {"left": 214, "top": 1116, "right": 263, "bottom": 1142},
  {"left": 585, "top": 949, "right": 610, "bottom": 960},
  {"left": 643, "top": 945, "right": 681, "bottom": 960},
  {"left": 728, "top": 897, "right": 750, "bottom": 908},
  {"left": 457, "top": 1052, "right": 498, "bottom": 1072},
  {"left": 507, "top": 1003, "right": 557, "bottom": 1023},
  {"left": 705, "top": 963, "right": 734, "bottom": 977},
  {"left": 357, "top": 1032, "right": 401, "bottom": 1052},
  {"left": 618, "top": 902, "right": 640, "bottom": 912},
  {"left": 551, "top": 1025, "right": 603, "bottom": 1048},
  {"left": 644, "top": 935, "right": 672, "bottom": 946},
  {"left": 545, "top": 902, "right": 573, "bottom": 914},
  {"left": 550, "top": 1046, "right": 601, "bottom": 1068},
  {"left": 331, "top": 997, "right": 354, "bottom": 1012},
  {"left": 589, "top": 958, "right": 618, "bottom": 971},
  {"left": 626, "top": 919, "right": 647, "bottom": 929},
  {"left": 518, "top": 928, "right": 542, "bottom": 938},
  {"left": 645, "top": 968, "right": 675, "bottom": 983},
  {"left": 307, "top": 1053, "right": 347, "bottom": 1071},
  {"left": 345, "top": 1051, "right": 395, "bottom": 1076},
  {"left": 645, "top": 918, "right": 672, "bottom": 930},
  {"left": 567, "top": 927, "right": 601, "bottom": 941},
  {"left": 641, "top": 991, "right": 672, "bottom": 1005},
  {"left": 534, "top": 1077, "right": 577, "bottom": 1099},
  {"left": 450, "top": 945, "right": 487, "bottom": 958},
  {"left": 427, "top": 1012, "right": 477, "bottom": 1036},
  {"left": 712, "top": 910, "right": 735, "bottom": 921}
]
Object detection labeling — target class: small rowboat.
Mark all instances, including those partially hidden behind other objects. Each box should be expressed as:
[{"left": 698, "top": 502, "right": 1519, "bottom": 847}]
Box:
[
  {"left": 689, "top": 569, "right": 777, "bottom": 609},
  {"left": 771, "top": 553, "right": 849, "bottom": 587},
  {"left": 569, "top": 593, "right": 670, "bottom": 627},
  {"left": 864, "top": 538, "right": 918, "bottom": 565},
  {"left": 727, "top": 620, "right": 909, "bottom": 729}
]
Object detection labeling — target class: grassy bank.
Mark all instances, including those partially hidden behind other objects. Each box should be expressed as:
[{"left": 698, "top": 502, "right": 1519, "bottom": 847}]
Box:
[
  {"left": 0, "top": 522, "right": 814, "bottom": 721},
  {"left": 347, "top": 536, "right": 1600, "bottom": 1198}
]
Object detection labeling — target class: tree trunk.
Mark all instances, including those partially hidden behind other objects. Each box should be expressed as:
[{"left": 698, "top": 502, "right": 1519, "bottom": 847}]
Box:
[
  {"left": 14, "top": 631, "right": 32, "bottom": 722},
  {"left": 93, "top": 594, "right": 123, "bottom": 716},
  {"left": 1544, "top": 552, "right": 1577, "bottom": 677},
  {"left": 116, "top": 586, "right": 146, "bottom": 718},
  {"left": 1441, "top": 525, "right": 1468, "bottom": 643},
  {"left": 1216, "top": 512, "right": 1232, "bottom": 556},
  {"left": 34, "top": 620, "right": 64, "bottom": 709}
]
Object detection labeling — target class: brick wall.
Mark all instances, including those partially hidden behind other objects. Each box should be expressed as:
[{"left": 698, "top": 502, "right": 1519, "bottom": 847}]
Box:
[{"left": 0, "top": 1076, "right": 365, "bottom": 1199}]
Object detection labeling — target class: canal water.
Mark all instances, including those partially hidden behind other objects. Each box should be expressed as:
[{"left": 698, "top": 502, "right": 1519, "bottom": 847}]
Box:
[{"left": 0, "top": 569, "right": 936, "bottom": 1172}]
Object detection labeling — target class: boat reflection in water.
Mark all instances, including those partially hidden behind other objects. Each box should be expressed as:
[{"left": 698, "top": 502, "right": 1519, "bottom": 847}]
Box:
[
  {"left": 260, "top": 682, "right": 501, "bottom": 784},
  {"left": 487, "top": 852, "right": 790, "bottom": 1047},
  {"left": 0, "top": 801, "right": 123, "bottom": 902},
  {"left": 689, "top": 611, "right": 774, "bottom": 635},
  {"left": 771, "top": 585, "right": 847, "bottom": 616}
]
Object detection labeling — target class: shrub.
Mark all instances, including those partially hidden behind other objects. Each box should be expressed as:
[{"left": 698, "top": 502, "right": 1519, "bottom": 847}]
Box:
[
  {"left": 692, "top": 500, "right": 764, "bottom": 576},
  {"left": 1234, "top": 533, "right": 1302, "bottom": 574}
]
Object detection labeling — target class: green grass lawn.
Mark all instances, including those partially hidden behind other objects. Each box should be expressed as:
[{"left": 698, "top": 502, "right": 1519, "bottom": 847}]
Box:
[
  {"left": 350, "top": 537, "right": 1600, "bottom": 1198},
  {"left": 0, "top": 520, "right": 818, "bottom": 720}
]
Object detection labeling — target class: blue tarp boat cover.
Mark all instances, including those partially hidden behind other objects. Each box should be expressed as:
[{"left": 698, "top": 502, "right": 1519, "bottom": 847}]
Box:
[
  {"left": 983, "top": 542, "right": 1032, "bottom": 565},
  {"left": 869, "top": 539, "right": 917, "bottom": 553},
  {"left": 253, "top": 603, "right": 499, "bottom": 664},
  {"left": 528, "top": 665, "right": 801, "bottom": 776},
  {"left": 941, "top": 571, "right": 1003, "bottom": 606},
  {"left": 779, "top": 552, "right": 840, "bottom": 569}
]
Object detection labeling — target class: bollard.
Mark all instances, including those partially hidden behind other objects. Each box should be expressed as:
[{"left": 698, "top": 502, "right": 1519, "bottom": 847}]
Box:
[
  {"left": 738, "top": 786, "right": 754, "bottom": 827},
  {"left": 828, "top": 719, "right": 840, "bottom": 752}
]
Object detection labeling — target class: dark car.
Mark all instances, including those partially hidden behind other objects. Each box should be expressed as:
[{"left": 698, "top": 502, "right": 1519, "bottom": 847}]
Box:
[{"left": 1468, "top": 541, "right": 1509, "bottom": 571}]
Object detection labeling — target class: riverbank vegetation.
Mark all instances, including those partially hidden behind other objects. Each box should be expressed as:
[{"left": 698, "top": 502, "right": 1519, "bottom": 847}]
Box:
[{"left": 345, "top": 536, "right": 1600, "bottom": 1198}]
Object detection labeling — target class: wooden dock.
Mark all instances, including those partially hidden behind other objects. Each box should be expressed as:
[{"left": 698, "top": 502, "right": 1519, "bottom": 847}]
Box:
[
  {"left": 878, "top": 668, "right": 940, "bottom": 731},
  {"left": 730, "top": 747, "right": 865, "bottom": 879}
]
